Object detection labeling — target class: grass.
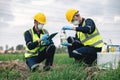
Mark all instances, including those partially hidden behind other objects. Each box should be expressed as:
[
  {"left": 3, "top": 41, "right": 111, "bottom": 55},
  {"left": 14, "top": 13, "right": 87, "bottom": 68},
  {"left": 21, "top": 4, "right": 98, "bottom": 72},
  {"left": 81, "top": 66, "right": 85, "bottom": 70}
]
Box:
[
  {"left": 0, "top": 53, "right": 120, "bottom": 80},
  {"left": 0, "top": 53, "right": 25, "bottom": 61},
  {"left": 0, "top": 68, "right": 22, "bottom": 80}
]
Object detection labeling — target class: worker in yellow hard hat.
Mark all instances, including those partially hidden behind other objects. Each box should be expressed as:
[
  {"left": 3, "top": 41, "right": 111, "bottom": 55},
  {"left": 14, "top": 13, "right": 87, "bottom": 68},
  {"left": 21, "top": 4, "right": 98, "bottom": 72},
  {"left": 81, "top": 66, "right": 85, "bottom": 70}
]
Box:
[
  {"left": 24, "top": 12, "right": 56, "bottom": 71},
  {"left": 61, "top": 9, "right": 104, "bottom": 66}
]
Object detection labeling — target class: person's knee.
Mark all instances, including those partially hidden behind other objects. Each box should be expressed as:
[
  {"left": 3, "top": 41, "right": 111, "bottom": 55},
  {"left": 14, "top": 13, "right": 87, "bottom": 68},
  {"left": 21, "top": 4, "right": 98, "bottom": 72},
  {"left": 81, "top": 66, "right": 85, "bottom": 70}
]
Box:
[
  {"left": 67, "top": 36, "right": 75, "bottom": 43},
  {"left": 26, "top": 58, "right": 38, "bottom": 71},
  {"left": 46, "top": 44, "right": 56, "bottom": 54},
  {"left": 31, "top": 64, "right": 39, "bottom": 72},
  {"left": 50, "top": 44, "right": 56, "bottom": 51},
  {"left": 68, "top": 50, "right": 83, "bottom": 60},
  {"left": 72, "top": 50, "right": 82, "bottom": 55}
]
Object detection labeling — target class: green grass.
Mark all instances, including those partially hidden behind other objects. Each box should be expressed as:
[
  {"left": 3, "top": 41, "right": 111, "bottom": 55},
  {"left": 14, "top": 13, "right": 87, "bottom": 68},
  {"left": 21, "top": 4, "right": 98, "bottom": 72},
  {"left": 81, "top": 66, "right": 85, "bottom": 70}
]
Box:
[
  {"left": 0, "top": 68, "right": 22, "bottom": 80},
  {"left": 0, "top": 53, "right": 25, "bottom": 61},
  {"left": 54, "top": 53, "right": 74, "bottom": 64},
  {"left": 0, "top": 53, "right": 120, "bottom": 80}
]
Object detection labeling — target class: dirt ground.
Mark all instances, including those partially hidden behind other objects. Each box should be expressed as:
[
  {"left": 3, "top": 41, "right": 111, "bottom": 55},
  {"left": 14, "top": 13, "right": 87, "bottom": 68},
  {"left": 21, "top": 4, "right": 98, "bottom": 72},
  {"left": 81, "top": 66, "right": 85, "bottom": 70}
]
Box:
[
  {"left": 0, "top": 60, "right": 28, "bottom": 71},
  {"left": 0, "top": 60, "right": 29, "bottom": 79},
  {"left": 0, "top": 60, "right": 102, "bottom": 80}
]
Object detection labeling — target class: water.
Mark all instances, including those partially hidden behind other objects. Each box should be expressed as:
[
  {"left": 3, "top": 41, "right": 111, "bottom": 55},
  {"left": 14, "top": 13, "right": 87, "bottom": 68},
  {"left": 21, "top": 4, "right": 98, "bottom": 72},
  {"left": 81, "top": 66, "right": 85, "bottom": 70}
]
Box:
[{"left": 60, "top": 30, "right": 67, "bottom": 44}]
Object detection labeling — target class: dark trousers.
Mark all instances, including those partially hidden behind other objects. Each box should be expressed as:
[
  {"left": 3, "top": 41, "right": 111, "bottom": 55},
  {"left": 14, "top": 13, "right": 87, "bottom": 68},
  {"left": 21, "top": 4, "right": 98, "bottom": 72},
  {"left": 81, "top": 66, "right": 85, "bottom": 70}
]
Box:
[
  {"left": 26, "top": 44, "right": 56, "bottom": 69},
  {"left": 67, "top": 36, "right": 101, "bottom": 65}
]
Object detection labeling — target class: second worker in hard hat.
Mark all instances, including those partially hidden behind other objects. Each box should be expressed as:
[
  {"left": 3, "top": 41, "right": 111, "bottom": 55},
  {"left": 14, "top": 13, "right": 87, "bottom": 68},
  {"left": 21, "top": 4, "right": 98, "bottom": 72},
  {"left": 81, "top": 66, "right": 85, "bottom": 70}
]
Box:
[
  {"left": 24, "top": 12, "right": 56, "bottom": 71},
  {"left": 61, "top": 9, "right": 103, "bottom": 66}
]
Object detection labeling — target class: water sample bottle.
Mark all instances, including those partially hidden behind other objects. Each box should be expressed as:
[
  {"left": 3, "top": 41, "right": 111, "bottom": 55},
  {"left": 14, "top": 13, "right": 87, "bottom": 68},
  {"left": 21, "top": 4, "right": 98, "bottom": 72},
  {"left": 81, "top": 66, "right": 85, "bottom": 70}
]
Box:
[
  {"left": 60, "top": 30, "right": 67, "bottom": 44},
  {"left": 101, "top": 42, "right": 107, "bottom": 53}
]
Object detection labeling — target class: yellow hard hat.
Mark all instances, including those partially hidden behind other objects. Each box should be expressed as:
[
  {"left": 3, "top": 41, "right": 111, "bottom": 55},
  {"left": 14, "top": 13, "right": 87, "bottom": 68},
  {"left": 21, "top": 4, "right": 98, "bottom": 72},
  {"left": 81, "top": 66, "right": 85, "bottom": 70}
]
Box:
[
  {"left": 34, "top": 12, "right": 46, "bottom": 25},
  {"left": 65, "top": 9, "right": 79, "bottom": 22}
]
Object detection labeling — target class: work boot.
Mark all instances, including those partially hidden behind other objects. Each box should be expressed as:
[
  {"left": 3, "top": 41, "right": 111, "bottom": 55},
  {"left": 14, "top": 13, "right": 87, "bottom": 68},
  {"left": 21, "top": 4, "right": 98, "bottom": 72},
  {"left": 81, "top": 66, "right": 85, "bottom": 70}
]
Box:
[
  {"left": 74, "top": 59, "right": 80, "bottom": 64},
  {"left": 73, "top": 59, "right": 83, "bottom": 64},
  {"left": 87, "top": 64, "right": 92, "bottom": 67},
  {"left": 43, "top": 65, "right": 51, "bottom": 71}
]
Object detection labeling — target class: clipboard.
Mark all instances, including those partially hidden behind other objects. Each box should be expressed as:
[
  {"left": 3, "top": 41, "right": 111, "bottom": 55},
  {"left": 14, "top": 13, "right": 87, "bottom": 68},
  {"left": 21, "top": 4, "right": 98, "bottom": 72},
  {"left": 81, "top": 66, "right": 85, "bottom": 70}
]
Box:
[{"left": 47, "top": 32, "right": 58, "bottom": 40}]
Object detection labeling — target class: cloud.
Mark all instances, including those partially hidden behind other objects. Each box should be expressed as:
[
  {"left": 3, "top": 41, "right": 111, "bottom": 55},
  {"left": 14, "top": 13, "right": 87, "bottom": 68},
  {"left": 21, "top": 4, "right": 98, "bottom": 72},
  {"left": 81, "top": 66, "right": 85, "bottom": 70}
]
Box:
[
  {"left": 0, "top": 0, "right": 14, "bottom": 22},
  {"left": 114, "top": 15, "right": 120, "bottom": 22},
  {"left": 31, "top": 0, "right": 55, "bottom": 6},
  {"left": 0, "top": 0, "right": 120, "bottom": 48}
]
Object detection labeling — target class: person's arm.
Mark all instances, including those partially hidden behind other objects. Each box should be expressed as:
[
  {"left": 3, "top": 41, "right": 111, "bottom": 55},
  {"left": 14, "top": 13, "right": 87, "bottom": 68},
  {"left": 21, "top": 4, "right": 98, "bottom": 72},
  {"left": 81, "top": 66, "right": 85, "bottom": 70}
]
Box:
[
  {"left": 24, "top": 31, "right": 40, "bottom": 50},
  {"left": 75, "top": 18, "right": 95, "bottom": 34}
]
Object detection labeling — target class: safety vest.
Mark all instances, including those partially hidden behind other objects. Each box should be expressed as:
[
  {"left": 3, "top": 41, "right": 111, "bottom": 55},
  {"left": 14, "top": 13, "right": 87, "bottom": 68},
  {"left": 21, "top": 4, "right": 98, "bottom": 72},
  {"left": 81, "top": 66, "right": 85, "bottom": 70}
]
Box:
[
  {"left": 77, "top": 19, "right": 103, "bottom": 48},
  {"left": 24, "top": 28, "right": 47, "bottom": 58}
]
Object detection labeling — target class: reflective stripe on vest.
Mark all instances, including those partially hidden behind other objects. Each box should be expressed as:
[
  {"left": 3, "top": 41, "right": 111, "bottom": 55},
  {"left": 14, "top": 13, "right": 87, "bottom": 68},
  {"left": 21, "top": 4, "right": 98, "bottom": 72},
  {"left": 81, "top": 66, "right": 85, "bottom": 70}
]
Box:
[
  {"left": 25, "top": 28, "right": 46, "bottom": 58},
  {"left": 77, "top": 19, "right": 103, "bottom": 48}
]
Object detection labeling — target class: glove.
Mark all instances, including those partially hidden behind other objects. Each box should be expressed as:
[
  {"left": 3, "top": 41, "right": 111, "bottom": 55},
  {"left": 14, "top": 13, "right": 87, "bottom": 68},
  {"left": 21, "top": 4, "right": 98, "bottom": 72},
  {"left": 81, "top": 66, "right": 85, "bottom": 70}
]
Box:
[
  {"left": 62, "top": 25, "right": 73, "bottom": 30},
  {"left": 61, "top": 42, "right": 71, "bottom": 46},
  {"left": 43, "top": 39, "right": 51, "bottom": 45},
  {"left": 41, "top": 34, "right": 52, "bottom": 45},
  {"left": 40, "top": 34, "right": 49, "bottom": 41}
]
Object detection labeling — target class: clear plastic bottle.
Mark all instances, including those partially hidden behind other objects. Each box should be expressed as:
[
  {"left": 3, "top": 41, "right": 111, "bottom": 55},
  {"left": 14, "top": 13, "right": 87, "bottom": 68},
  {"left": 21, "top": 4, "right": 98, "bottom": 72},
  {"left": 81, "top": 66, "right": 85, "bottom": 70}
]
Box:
[
  {"left": 101, "top": 42, "right": 107, "bottom": 53},
  {"left": 60, "top": 30, "right": 67, "bottom": 44},
  {"left": 107, "top": 39, "right": 114, "bottom": 52}
]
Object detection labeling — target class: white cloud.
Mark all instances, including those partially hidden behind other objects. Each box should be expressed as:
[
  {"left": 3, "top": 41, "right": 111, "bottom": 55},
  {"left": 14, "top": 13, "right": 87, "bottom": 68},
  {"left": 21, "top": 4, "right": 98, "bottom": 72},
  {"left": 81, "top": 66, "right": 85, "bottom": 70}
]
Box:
[
  {"left": 31, "top": 0, "right": 55, "bottom": 6},
  {"left": 0, "top": 0, "right": 120, "bottom": 49},
  {"left": 114, "top": 16, "right": 120, "bottom": 22}
]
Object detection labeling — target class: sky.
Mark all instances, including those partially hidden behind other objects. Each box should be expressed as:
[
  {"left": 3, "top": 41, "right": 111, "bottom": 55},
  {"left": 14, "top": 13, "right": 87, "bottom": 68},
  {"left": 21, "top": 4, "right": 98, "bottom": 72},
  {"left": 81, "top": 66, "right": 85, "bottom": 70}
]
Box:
[{"left": 0, "top": 0, "right": 120, "bottom": 50}]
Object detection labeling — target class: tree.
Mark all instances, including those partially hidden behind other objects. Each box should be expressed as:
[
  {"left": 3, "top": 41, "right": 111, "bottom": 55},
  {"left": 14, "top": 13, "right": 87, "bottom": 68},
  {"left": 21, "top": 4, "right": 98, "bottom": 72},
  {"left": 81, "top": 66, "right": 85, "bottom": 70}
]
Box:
[
  {"left": 16, "top": 44, "right": 25, "bottom": 50},
  {"left": 5, "top": 45, "right": 8, "bottom": 51},
  {"left": 0, "top": 46, "right": 3, "bottom": 50},
  {"left": 5, "top": 44, "right": 9, "bottom": 53},
  {"left": 9, "top": 47, "right": 14, "bottom": 51},
  {"left": 56, "top": 45, "right": 67, "bottom": 54}
]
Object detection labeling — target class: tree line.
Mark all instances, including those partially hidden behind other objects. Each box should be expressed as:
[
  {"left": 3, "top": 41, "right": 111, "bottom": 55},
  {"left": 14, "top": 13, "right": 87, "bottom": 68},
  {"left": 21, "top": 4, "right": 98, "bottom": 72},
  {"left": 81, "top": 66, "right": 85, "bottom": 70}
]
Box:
[{"left": 0, "top": 45, "right": 67, "bottom": 54}]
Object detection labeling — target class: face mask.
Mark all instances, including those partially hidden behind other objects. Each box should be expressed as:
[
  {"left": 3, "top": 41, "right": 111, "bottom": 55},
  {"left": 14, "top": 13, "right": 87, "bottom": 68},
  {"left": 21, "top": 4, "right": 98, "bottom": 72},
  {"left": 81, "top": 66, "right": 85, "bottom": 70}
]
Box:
[
  {"left": 38, "top": 24, "right": 43, "bottom": 30},
  {"left": 72, "top": 20, "right": 80, "bottom": 26}
]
